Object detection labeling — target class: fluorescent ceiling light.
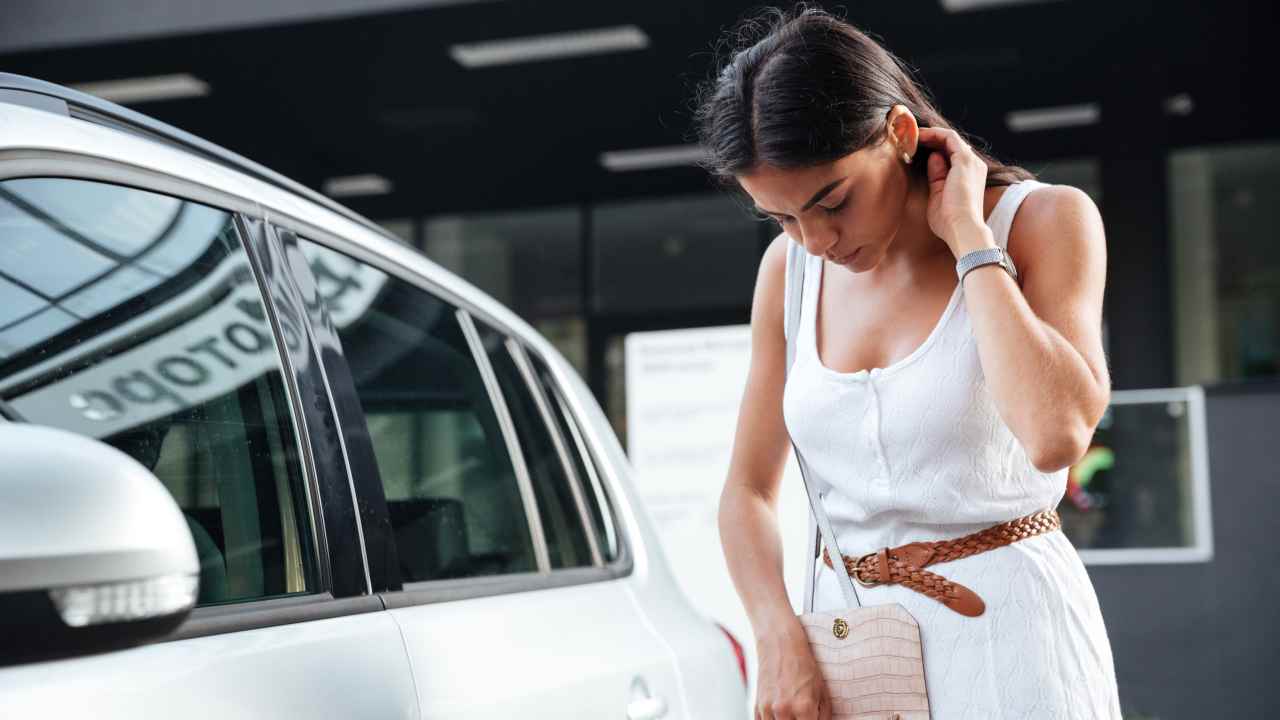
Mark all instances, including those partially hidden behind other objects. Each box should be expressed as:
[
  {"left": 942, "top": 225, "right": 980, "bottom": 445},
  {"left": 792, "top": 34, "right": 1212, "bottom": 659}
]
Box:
[
  {"left": 940, "top": 0, "right": 1062, "bottom": 12},
  {"left": 1006, "top": 103, "right": 1099, "bottom": 132},
  {"left": 450, "top": 25, "right": 649, "bottom": 68},
  {"left": 322, "top": 174, "right": 393, "bottom": 198},
  {"left": 70, "top": 73, "right": 209, "bottom": 104},
  {"left": 599, "top": 145, "right": 708, "bottom": 172}
]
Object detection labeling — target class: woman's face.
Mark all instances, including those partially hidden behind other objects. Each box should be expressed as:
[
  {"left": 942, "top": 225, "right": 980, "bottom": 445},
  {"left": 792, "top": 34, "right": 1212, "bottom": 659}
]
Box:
[{"left": 737, "top": 116, "right": 917, "bottom": 273}]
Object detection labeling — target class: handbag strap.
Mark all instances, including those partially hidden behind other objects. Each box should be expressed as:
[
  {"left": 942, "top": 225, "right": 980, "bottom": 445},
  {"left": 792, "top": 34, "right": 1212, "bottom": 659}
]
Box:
[{"left": 783, "top": 238, "right": 862, "bottom": 612}]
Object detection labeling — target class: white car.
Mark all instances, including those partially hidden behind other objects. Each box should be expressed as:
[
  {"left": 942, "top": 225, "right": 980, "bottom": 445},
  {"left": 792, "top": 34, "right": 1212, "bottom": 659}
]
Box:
[{"left": 0, "top": 73, "right": 748, "bottom": 719}]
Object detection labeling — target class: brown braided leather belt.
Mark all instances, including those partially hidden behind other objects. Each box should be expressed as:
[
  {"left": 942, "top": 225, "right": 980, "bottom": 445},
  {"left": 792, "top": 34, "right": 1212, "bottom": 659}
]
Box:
[{"left": 821, "top": 509, "right": 1062, "bottom": 618}]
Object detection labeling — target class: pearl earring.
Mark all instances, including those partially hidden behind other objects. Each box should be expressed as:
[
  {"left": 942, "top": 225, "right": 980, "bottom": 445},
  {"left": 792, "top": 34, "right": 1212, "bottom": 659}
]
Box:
[{"left": 902, "top": 152, "right": 912, "bottom": 164}]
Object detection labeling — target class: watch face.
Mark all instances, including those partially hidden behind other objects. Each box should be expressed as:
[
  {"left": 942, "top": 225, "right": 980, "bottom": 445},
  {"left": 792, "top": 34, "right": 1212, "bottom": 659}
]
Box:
[{"left": 1001, "top": 252, "right": 1018, "bottom": 278}]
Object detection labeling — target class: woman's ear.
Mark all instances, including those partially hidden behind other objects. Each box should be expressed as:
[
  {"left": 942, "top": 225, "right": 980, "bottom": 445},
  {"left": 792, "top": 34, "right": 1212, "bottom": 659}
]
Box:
[{"left": 885, "top": 105, "right": 920, "bottom": 160}]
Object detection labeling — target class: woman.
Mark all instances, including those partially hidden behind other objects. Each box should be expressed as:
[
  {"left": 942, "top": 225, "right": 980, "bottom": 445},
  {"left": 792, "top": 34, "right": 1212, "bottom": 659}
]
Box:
[{"left": 699, "top": 5, "right": 1122, "bottom": 719}]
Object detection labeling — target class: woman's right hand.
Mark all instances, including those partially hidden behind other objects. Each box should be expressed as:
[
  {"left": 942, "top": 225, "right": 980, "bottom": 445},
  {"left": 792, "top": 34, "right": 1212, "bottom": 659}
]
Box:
[{"left": 754, "top": 617, "right": 831, "bottom": 720}]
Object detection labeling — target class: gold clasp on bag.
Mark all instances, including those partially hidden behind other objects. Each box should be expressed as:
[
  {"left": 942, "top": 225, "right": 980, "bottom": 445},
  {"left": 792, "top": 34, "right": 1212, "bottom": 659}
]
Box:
[{"left": 832, "top": 617, "right": 848, "bottom": 639}]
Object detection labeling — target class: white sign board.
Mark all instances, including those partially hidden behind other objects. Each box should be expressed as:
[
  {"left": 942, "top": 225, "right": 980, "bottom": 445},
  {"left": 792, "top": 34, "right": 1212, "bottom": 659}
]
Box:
[{"left": 625, "top": 325, "right": 812, "bottom": 713}]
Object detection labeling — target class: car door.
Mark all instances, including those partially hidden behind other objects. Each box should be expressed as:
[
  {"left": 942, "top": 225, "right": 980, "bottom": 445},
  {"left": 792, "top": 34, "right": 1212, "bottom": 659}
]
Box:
[
  {"left": 288, "top": 232, "right": 688, "bottom": 719},
  {"left": 0, "top": 175, "right": 417, "bottom": 718},
  {"left": 533, "top": 348, "right": 751, "bottom": 718}
]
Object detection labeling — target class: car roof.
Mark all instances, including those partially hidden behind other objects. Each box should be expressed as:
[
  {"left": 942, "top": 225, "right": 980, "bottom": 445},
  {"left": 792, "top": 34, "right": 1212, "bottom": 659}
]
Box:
[{"left": 0, "top": 75, "right": 556, "bottom": 364}]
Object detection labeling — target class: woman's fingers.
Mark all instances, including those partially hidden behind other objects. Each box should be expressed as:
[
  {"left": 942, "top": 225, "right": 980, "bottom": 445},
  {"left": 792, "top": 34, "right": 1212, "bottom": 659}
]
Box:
[
  {"left": 917, "top": 126, "right": 971, "bottom": 159},
  {"left": 927, "top": 150, "right": 950, "bottom": 188}
]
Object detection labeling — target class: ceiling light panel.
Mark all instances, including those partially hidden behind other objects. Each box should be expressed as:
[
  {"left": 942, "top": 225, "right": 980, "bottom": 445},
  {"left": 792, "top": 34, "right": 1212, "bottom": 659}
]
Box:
[
  {"left": 940, "top": 0, "right": 1063, "bottom": 12},
  {"left": 450, "top": 25, "right": 649, "bottom": 68},
  {"left": 1006, "top": 103, "right": 1100, "bottom": 132},
  {"left": 599, "top": 145, "right": 708, "bottom": 172},
  {"left": 69, "top": 74, "right": 210, "bottom": 104},
  {"left": 322, "top": 174, "right": 393, "bottom": 198}
]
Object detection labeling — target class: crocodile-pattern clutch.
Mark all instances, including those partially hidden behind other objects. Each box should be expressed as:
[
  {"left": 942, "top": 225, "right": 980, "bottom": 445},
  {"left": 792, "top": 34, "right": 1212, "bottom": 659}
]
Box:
[{"left": 796, "top": 603, "right": 931, "bottom": 719}]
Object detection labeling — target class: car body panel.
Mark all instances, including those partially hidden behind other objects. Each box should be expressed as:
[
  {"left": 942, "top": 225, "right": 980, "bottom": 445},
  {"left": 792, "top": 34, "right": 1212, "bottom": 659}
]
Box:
[
  {"left": 386, "top": 578, "right": 683, "bottom": 718},
  {"left": 0, "top": 610, "right": 419, "bottom": 719},
  {"left": 549, "top": 360, "right": 748, "bottom": 716}
]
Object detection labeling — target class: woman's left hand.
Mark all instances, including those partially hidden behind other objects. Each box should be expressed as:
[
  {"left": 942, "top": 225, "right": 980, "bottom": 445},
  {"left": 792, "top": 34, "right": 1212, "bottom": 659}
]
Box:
[{"left": 917, "top": 126, "right": 990, "bottom": 257}]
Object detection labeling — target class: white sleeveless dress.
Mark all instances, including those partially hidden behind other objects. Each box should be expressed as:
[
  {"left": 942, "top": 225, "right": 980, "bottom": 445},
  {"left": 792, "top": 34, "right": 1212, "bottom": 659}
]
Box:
[{"left": 783, "top": 180, "right": 1122, "bottom": 719}]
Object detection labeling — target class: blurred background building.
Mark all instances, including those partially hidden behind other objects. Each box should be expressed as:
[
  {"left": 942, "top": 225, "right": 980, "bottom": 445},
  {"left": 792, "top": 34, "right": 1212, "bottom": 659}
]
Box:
[{"left": 3, "top": 1, "right": 1278, "bottom": 717}]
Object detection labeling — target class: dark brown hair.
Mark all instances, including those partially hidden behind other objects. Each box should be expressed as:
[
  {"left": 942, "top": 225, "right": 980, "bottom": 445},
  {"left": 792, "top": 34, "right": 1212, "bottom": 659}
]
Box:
[{"left": 692, "top": 3, "right": 1034, "bottom": 188}]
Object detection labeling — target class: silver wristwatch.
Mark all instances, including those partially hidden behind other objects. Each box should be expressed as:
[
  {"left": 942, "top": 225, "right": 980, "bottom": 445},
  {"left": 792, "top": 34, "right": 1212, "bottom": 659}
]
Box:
[{"left": 956, "top": 247, "right": 1018, "bottom": 283}]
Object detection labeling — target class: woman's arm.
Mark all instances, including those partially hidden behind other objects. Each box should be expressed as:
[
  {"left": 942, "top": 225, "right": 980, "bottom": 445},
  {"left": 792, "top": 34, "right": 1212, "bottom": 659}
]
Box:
[
  {"left": 719, "top": 231, "right": 796, "bottom": 634},
  {"left": 952, "top": 185, "right": 1111, "bottom": 473},
  {"left": 918, "top": 127, "right": 1111, "bottom": 474},
  {"left": 721, "top": 232, "right": 831, "bottom": 720}
]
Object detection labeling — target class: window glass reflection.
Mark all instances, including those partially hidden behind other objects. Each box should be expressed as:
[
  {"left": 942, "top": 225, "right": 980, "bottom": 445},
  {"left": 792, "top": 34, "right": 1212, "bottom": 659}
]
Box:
[
  {"left": 62, "top": 265, "right": 165, "bottom": 319},
  {"left": 478, "top": 324, "right": 592, "bottom": 569},
  {"left": 0, "top": 307, "right": 78, "bottom": 357},
  {"left": 0, "top": 192, "right": 115, "bottom": 296},
  {"left": 0, "top": 178, "right": 316, "bottom": 607},
  {"left": 296, "top": 238, "right": 540, "bottom": 582},
  {"left": 527, "top": 349, "right": 620, "bottom": 563},
  {"left": 3, "top": 177, "right": 183, "bottom": 256},
  {"left": 135, "top": 203, "right": 230, "bottom": 276},
  {"left": 0, "top": 276, "right": 46, "bottom": 331}
]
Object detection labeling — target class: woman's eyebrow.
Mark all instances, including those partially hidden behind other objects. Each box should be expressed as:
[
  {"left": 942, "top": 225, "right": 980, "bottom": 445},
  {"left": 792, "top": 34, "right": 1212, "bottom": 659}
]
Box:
[{"left": 755, "top": 177, "right": 848, "bottom": 216}]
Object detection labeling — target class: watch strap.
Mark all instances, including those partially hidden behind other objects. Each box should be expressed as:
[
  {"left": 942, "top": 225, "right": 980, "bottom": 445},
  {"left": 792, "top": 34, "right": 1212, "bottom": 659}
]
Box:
[{"left": 956, "top": 246, "right": 1017, "bottom": 282}]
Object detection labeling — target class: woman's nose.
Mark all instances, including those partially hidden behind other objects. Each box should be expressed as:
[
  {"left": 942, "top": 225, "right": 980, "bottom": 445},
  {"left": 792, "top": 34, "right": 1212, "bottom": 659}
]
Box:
[{"left": 799, "top": 222, "right": 838, "bottom": 258}]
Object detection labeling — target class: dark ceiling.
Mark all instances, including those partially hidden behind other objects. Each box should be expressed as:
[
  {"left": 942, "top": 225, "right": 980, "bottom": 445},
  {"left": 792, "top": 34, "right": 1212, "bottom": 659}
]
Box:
[{"left": 2, "top": 0, "right": 1277, "bottom": 221}]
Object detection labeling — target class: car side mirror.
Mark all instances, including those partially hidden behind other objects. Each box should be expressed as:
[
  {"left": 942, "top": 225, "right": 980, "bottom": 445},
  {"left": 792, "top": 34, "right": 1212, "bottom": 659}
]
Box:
[{"left": 0, "top": 424, "right": 199, "bottom": 665}]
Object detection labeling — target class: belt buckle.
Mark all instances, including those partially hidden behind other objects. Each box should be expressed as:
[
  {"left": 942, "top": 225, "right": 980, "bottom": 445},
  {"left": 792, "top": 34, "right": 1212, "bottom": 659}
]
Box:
[{"left": 852, "top": 551, "right": 881, "bottom": 587}]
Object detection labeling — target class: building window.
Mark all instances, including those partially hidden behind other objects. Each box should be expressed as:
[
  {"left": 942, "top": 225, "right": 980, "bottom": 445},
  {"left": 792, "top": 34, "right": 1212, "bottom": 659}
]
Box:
[
  {"left": 591, "top": 194, "right": 758, "bottom": 315},
  {"left": 1170, "top": 143, "right": 1280, "bottom": 385},
  {"left": 1059, "top": 387, "right": 1212, "bottom": 564},
  {"left": 423, "top": 207, "right": 584, "bottom": 374}
]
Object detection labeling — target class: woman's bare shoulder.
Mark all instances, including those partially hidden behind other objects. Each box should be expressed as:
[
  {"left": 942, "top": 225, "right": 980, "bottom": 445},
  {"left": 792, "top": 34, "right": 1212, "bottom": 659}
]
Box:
[
  {"left": 752, "top": 230, "right": 791, "bottom": 325},
  {"left": 1006, "top": 183, "right": 1103, "bottom": 272}
]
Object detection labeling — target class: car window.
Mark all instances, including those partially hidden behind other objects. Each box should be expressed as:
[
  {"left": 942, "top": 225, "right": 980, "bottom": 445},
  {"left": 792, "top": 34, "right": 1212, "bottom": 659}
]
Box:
[
  {"left": 525, "top": 349, "right": 621, "bottom": 563},
  {"left": 476, "top": 324, "right": 593, "bottom": 569},
  {"left": 0, "top": 177, "right": 318, "bottom": 607},
  {"left": 294, "top": 238, "right": 539, "bottom": 583}
]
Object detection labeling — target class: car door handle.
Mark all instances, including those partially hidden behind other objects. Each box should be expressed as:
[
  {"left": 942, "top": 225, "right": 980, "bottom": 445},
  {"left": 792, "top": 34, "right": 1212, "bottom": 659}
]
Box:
[{"left": 625, "top": 695, "right": 668, "bottom": 720}]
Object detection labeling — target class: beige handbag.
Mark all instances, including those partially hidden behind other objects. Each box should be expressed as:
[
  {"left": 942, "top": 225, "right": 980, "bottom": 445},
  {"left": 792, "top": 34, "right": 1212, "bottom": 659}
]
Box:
[{"left": 783, "top": 239, "right": 931, "bottom": 719}]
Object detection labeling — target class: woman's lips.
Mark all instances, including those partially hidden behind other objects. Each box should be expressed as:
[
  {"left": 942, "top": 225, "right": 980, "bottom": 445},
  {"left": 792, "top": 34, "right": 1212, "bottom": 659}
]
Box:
[{"left": 833, "top": 246, "right": 862, "bottom": 265}]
